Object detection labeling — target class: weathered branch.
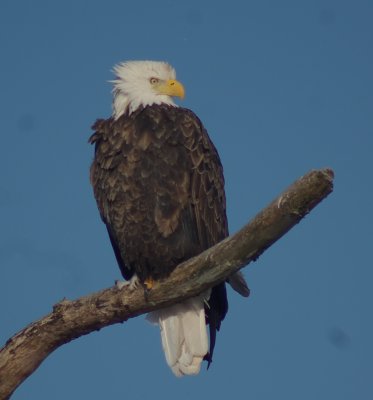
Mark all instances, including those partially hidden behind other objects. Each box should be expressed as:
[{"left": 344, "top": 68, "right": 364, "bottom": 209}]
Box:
[{"left": 0, "top": 168, "right": 334, "bottom": 399}]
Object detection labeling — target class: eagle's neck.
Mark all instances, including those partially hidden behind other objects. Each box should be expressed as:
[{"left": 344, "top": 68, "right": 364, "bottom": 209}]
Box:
[{"left": 112, "top": 89, "right": 177, "bottom": 120}]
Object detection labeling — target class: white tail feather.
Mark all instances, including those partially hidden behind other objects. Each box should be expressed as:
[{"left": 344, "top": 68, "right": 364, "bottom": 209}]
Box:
[{"left": 147, "top": 295, "right": 208, "bottom": 376}]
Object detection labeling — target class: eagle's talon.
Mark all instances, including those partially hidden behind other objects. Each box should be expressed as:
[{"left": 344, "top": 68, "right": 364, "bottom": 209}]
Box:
[
  {"left": 115, "top": 275, "right": 140, "bottom": 291},
  {"left": 144, "top": 278, "right": 154, "bottom": 291}
]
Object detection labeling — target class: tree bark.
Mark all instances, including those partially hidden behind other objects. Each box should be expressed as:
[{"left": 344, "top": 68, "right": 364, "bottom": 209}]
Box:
[{"left": 0, "top": 168, "right": 334, "bottom": 399}]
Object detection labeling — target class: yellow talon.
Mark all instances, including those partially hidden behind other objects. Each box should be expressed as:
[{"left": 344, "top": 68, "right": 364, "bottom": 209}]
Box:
[{"left": 144, "top": 278, "right": 154, "bottom": 290}]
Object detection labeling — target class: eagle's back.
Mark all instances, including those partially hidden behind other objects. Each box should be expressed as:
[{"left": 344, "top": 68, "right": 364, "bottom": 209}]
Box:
[
  {"left": 90, "top": 104, "right": 228, "bottom": 282},
  {"left": 90, "top": 104, "right": 229, "bottom": 363}
]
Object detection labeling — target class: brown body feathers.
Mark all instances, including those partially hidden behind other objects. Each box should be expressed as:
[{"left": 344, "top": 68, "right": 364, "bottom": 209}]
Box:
[{"left": 90, "top": 104, "right": 229, "bottom": 363}]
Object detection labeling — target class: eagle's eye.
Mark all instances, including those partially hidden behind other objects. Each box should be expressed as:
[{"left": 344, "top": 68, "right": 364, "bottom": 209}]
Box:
[{"left": 149, "top": 77, "right": 159, "bottom": 85}]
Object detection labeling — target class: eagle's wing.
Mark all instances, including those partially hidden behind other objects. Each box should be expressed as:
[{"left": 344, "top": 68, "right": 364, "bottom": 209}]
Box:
[
  {"left": 89, "top": 118, "right": 135, "bottom": 280},
  {"left": 180, "top": 110, "right": 249, "bottom": 291},
  {"left": 178, "top": 109, "right": 249, "bottom": 364}
]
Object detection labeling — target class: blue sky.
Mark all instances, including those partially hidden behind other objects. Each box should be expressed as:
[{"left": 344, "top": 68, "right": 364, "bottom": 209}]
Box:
[{"left": 0, "top": 0, "right": 372, "bottom": 398}]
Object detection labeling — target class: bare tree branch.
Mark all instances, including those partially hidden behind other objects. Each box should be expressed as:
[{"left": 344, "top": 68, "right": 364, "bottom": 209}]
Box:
[{"left": 0, "top": 168, "right": 334, "bottom": 400}]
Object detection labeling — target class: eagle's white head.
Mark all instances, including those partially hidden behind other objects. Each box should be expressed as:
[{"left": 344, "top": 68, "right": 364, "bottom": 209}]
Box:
[{"left": 111, "top": 60, "right": 185, "bottom": 119}]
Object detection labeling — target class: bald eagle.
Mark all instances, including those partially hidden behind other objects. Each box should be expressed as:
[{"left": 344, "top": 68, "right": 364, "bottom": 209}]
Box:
[{"left": 89, "top": 60, "right": 249, "bottom": 376}]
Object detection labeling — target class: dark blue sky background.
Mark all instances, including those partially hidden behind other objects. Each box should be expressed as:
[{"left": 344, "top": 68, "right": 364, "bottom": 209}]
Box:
[{"left": 1, "top": 0, "right": 372, "bottom": 399}]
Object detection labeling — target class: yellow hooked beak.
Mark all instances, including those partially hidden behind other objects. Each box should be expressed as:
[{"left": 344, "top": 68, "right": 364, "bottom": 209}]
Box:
[{"left": 156, "top": 79, "right": 185, "bottom": 99}]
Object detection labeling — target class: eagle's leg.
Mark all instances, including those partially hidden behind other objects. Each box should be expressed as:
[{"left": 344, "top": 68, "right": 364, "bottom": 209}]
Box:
[{"left": 115, "top": 274, "right": 140, "bottom": 291}]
